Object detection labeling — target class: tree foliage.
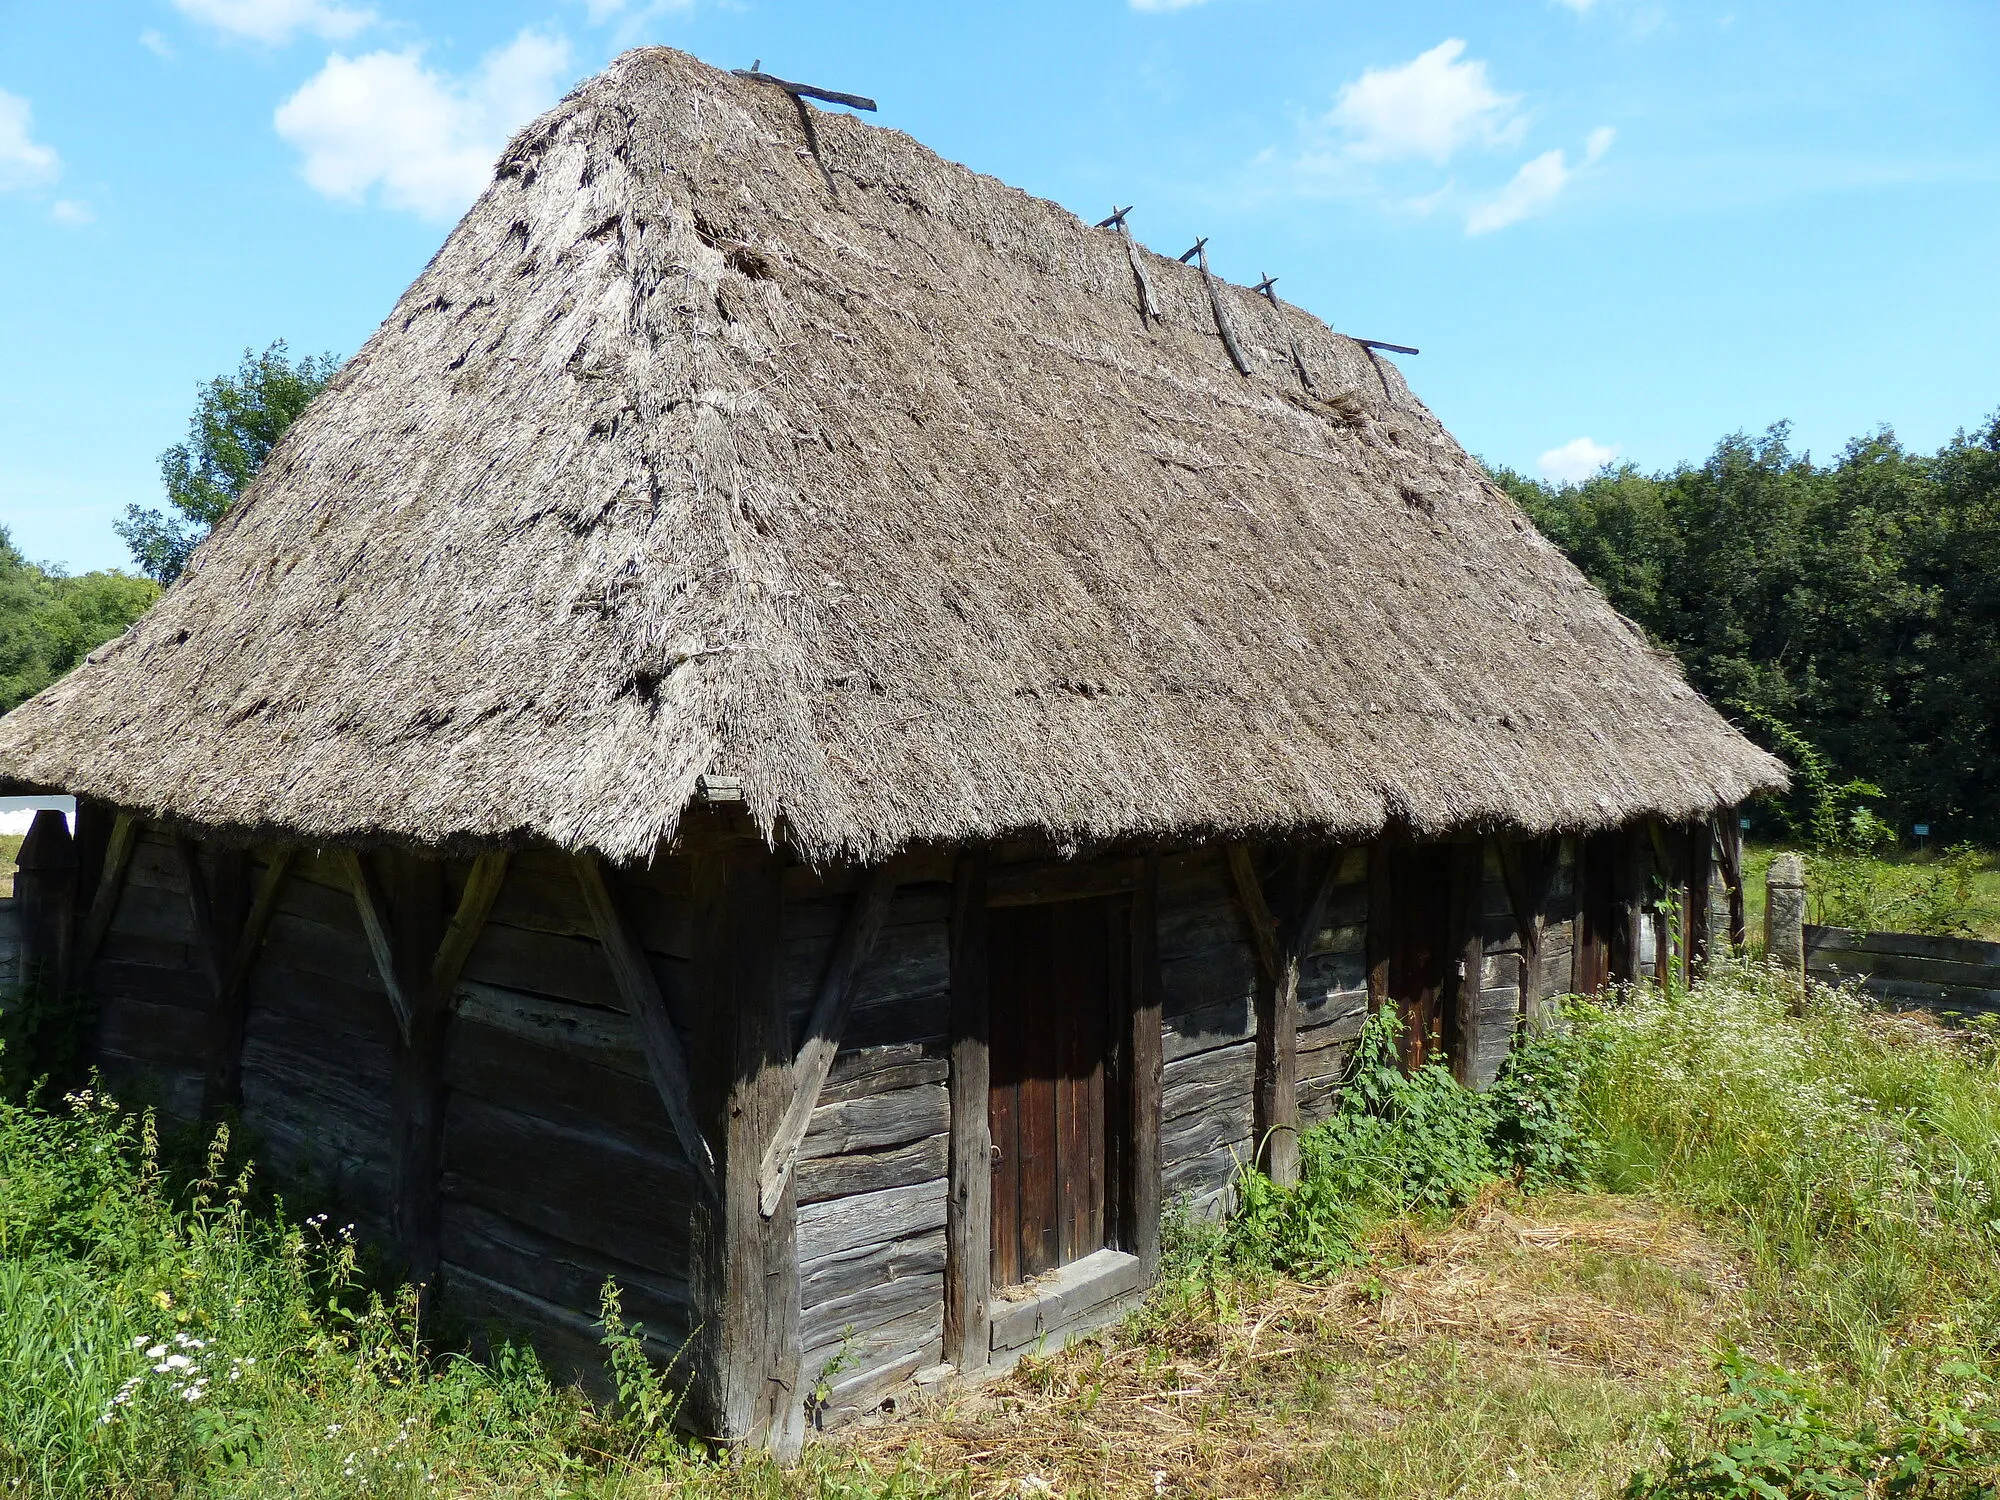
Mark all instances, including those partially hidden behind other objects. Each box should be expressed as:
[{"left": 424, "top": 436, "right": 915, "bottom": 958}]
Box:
[
  {"left": 115, "top": 342, "right": 339, "bottom": 585},
  {"left": 0, "top": 530, "right": 158, "bottom": 714},
  {"left": 1491, "top": 415, "right": 2000, "bottom": 841}
]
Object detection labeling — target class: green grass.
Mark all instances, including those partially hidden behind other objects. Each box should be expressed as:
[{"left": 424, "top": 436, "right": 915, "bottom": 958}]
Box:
[
  {"left": 1742, "top": 840, "right": 2000, "bottom": 943},
  {"left": 9, "top": 965, "right": 2000, "bottom": 1496}
]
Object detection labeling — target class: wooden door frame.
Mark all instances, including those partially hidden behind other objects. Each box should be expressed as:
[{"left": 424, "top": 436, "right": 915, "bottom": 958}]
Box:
[{"left": 944, "top": 850, "right": 1161, "bottom": 1373}]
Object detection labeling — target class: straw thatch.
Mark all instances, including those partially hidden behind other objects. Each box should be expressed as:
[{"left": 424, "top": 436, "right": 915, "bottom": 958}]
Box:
[{"left": 0, "top": 48, "right": 1782, "bottom": 865}]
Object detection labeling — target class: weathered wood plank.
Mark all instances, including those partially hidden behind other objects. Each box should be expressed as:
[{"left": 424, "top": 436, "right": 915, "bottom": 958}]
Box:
[
  {"left": 338, "top": 849, "right": 413, "bottom": 1044},
  {"left": 800, "top": 1178, "right": 949, "bottom": 1268},
  {"left": 801, "top": 1228, "right": 946, "bottom": 1311},
  {"left": 800, "top": 1271, "right": 944, "bottom": 1357},
  {"left": 801, "top": 1085, "right": 949, "bottom": 1159},
  {"left": 798, "top": 1134, "right": 947, "bottom": 1206},
  {"left": 1125, "top": 850, "right": 1164, "bottom": 1277},
  {"left": 204, "top": 847, "right": 296, "bottom": 1117},
  {"left": 77, "top": 813, "right": 140, "bottom": 973},
  {"left": 760, "top": 861, "right": 906, "bottom": 1216},
  {"left": 572, "top": 852, "right": 718, "bottom": 1200},
  {"left": 819, "top": 1046, "right": 947, "bottom": 1104},
  {"left": 987, "top": 857, "right": 1139, "bottom": 907},
  {"left": 944, "top": 849, "right": 991, "bottom": 1373}
]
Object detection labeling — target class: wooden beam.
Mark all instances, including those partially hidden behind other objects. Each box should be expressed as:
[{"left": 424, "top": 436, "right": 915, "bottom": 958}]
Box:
[
  {"left": 758, "top": 860, "right": 904, "bottom": 1215},
  {"left": 340, "top": 848, "right": 413, "bottom": 1046},
  {"left": 74, "top": 812, "right": 137, "bottom": 977},
  {"left": 986, "top": 857, "right": 1140, "bottom": 908},
  {"left": 1123, "top": 851, "right": 1164, "bottom": 1278},
  {"left": 1446, "top": 841, "right": 1485, "bottom": 1088},
  {"left": 684, "top": 836, "right": 800, "bottom": 1454},
  {"left": 1366, "top": 841, "right": 1393, "bottom": 1017},
  {"left": 1719, "top": 816, "right": 1747, "bottom": 949},
  {"left": 1228, "top": 845, "right": 1340, "bottom": 1186},
  {"left": 572, "top": 851, "right": 721, "bottom": 1203},
  {"left": 1686, "top": 820, "right": 1715, "bottom": 981},
  {"left": 944, "top": 848, "right": 992, "bottom": 1374},
  {"left": 16, "top": 810, "right": 78, "bottom": 1003},
  {"left": 203, "top": 848, "right": 296, "bottom": 1117},
  {"left": 388, "top": 851, "right": 448, "bottom": 1291},
  {"left": 432, "top": 851, "right": 509, "bottom": 999},
  {"left": 172, "top": 837, "right": 227, "bottom": 1003},
  {"left": 1494, "top": 839, "right": 1551, "bottom": 1029}
]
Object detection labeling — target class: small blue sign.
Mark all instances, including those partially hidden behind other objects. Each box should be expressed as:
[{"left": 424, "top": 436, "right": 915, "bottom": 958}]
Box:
[
  {"left": 1914, "top": 824, "right": 1930, "bottom": 837},
  {"left": 1740, "top": 817, "right": 1752, "bottom": 830}
]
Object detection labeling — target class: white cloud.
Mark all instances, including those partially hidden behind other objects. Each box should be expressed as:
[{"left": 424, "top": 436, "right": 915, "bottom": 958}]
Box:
[
  {"left": 171, "top": 0, "right": 374, "bottom": 46},
  {"left": 0, "top": 89, "right": 60, "bottom": 192},
  {"left": 1538, "top": 437, "right": 1619, "bottom": 483},
  {"left": 139, "top": 29, "right": 175, "bottom": 59},
  {"left": 51, "top": 198, "right": 94, "bottom": 225},
  {"left": 275, "top": 29, "right": 573, "bottom": 221},
  {"left": 1329, "top": 39, "right": 1522, "bottom": 164},
  {"left": 1465, "top": 125, "right": 1613, "bottom": 233}
]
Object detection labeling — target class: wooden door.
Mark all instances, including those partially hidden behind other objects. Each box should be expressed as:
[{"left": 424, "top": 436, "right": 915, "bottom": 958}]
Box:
[
  {"left": 1574, "top": 831, "right": 1619, "bottom": 995},
  {"left": 1386, "top": 845, "right": 1452, "bottom": 1067},
  {"left": 988, "top": 898, "right": 1122, "bottom": 1288}
]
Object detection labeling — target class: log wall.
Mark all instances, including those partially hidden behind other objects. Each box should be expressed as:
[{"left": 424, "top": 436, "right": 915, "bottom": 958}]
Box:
[
  {"left": 786, "top": 869, "right": 953, "bottom": 1427},
  {"left": 92, "top": 829, "right": 211, "bottom": 1122}
]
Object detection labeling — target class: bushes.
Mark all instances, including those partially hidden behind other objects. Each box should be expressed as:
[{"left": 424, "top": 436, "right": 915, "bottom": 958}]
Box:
[{"left": 1218, "top": 1010, "right": 1596, "bottom": 1277}]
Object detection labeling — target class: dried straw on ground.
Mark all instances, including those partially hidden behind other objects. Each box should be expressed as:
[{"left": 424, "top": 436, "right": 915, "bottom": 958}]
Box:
[{"left": 0, "top": 49, "right": 1782, "bottom": 863}]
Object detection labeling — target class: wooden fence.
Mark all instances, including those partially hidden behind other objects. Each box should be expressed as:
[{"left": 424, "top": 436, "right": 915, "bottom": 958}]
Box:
[{"left": 1804, "top": 925, "right": 2000, "bottom": 1018}]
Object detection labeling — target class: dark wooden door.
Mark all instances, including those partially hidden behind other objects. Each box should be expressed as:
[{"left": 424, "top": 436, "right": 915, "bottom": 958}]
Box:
[
  {"left": 988, "top": 898, "right": 1122, "bottom": 1288},
  {"left": 1574, "top": 832, "right": 1619, "bottom": 994},
  {"left": 1386, "top": 846, "right": 1452, "bottom": 1067}
]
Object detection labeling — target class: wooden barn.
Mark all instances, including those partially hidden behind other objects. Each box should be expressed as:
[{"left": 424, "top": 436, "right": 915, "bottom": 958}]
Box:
[{"left": 0, "top": 49, "right": 1782, "bottom": 1453}]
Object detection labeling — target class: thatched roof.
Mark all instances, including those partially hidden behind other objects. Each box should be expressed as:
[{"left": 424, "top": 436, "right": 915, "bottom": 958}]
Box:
[{"left": 0, "top": 48, "right": 1782, "bottom": 865}]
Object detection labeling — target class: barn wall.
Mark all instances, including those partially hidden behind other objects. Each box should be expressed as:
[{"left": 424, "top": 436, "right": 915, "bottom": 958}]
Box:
[
  {"left": 787, "top": 870, "right": 952, "bottom": 1428},
  {"left": 91, "top": 829, "right": 209, "bottom": 1122},
  {"left": 238, "top": 849, "right": 398, "bottom": 1239},
  {"left": 436, "top": 848, "right": 697, "bottom": 1371},
  {"left": 1297, "top": 849, "right": 1370, "bottom": 1123}
]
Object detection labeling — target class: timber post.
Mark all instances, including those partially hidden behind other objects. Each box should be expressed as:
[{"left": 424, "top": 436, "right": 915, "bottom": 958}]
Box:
[
  {"left": 387, "top": 850, "right": 449, "bottom": 1297},
  {"left": 686, "top": 828, "right": 801, "bottom": 1455},
  {"left": 1685, "top": 821, "right": 1715, "bottom": 981},
  {"left": 944, "top": 849, "right": 992, "bottom": 1374},
  {"left": 16, "top": 809, "right": 78, "bottom": 1004},
  {"left": 1765, "top": 853, "right": 1806, "bottom": 981},
  {"left": 1446, "top": 840, "right": 1484, "bottom": 1088},
  {"left": 1123, "top": 850, "right": 1163, "bottom": 1277}
]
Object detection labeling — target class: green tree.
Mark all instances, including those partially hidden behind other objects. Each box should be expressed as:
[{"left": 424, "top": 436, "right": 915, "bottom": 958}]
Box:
[
  {"left": 0, "top": 529, "right": 159, "bottom": 713},
  {"left": 1491, "top": 411, "right": 2000, "bottom": 842},
  {"left": 116, "top": 341, "right": 340, "bottom": 584}
]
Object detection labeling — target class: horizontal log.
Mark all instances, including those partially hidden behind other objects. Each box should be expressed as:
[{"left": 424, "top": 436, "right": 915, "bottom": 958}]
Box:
[
  {"left": 453, "top": 981, "right": 650, "bottom": 1077},
  {"left": 798, "top": 1179, "right": 947, "bottom": 1268},
  {"left": 1808, "top": 948, "right": 2000, "bottom": 992},
  {"left": 244, "top": 960, "right": 402, "bottom": 1052},
  {"left": 462, "top": 920, "right": 627, "bottom": 1012},
  {"left": 812, "top": 1321, "right": 944, "bottom": 1428},
  {"left": 785, "top": 883, "right": 952, "bottom": 945},
  {"left": 1161, "top": 944, "right": 1256, "bottom": 1027},
  {"left": 446, "top": 1013, "right": 683, "bottom": 1158},
  {"left": 96, "top": 1052, "right": 204, "bottom": 1121},
  {"left": 801, "top": 1270, "right": 944, "bottom": 1357},
  {"left": 440, "top": 1199, "right": 690, "bottom": 1338},
  {"left": 95, "top": 960, "right": 208, "bottom": 1010},
  {"left": 990, "top": 1248, "right": 1146, "bottom": 1353},
  {"left": 818, "top": 1045, "right": 947, "bottom": 1104},
  {"left": 254, "top": 910, "right": 380, "bottom": 991},
  {"left": 1164, "top": 1139, "right": 1246, "bottom": 1201},
  {"left": 802, "top": 1085, "right": 949, "bottom": 1160},
  {"left": 1162, "top": 1038, "right": 1254, "bottom": 1122},
  {"left": 801, "top": 1298, "right": 943, "bottom": 1389},
  {"left": 801, "top": 1227, "right": 946, "bottom": 1311},
  {"left": 441, "top": 1093, "right": 695, "bottom": 1274},
  {"left": 1164, "top": 993, "right": 1257, "bottom": 1062},
  {"left": 1833, "top": 975, "right": 2000, "bottom": 1013},
  {"left": 1806, "top": 926, "right": 2000, "bottom": 967},
  {"left": 1163, "top": 1100, "right": 1250, "bottom": 1170},
  {"left": 987, "top": 857, "right": 1139, "bottom": 907},
  {"left": 444, "top": 1263, "right": 685, "bottom": 1381},
  {"left": 798, "top": 1134, "right": 947, "bottom": 1206},
  {"left": 782, "top": 917, "right": 949, "bottom": 1025}
]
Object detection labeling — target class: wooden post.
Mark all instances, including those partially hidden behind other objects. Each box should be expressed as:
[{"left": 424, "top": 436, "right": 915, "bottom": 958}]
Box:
[
  {"left": 686, "top": 832, "right": 800, "bottom": 1455},
  {"left": 1367, "top": 840, "right": 1393, "bottom": 1019},
  {"left": 1123, "top": 851, "right": 1163, "bottom": 1277},
  {"left": 1719, "top": 816, "right": 1747, "bottom": 949},
  {"left": 16, "top": 809, "right": 78, "bottom": 1002},
  {"left": 203, "top": 849, "right": 297, "bottom": 1117},
  {"left": 1685, "top": 821, "right": 1714, "bottom": 981},
  {"left": 387, "top": 850, "right": 448, "bottom": 1295},
  {"left": 1765, "top": 853, "right": 1806, "bottom": 979},
  {"left": 944, "top": 849, "right": 991, "bottom": 1374},
  {"left": 1495, "top": 839, "right": 1551, "bottom": 1032},
  {"left": 1446, "top": 841, "right": 1484, "bottom": 1088},
  {"left": 1229, "top": 846, "right": 1296, "bottom": 1185}
]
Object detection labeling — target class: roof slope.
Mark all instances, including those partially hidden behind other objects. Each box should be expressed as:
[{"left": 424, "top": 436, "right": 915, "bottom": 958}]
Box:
[{"left": 0, "top": 48, "right": 1783, "bottom": 863}]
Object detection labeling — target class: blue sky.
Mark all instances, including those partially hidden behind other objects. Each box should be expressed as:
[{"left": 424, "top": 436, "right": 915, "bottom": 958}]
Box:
[{"left": 1, "top": 0, "right": 1995, "bottom": 574}]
